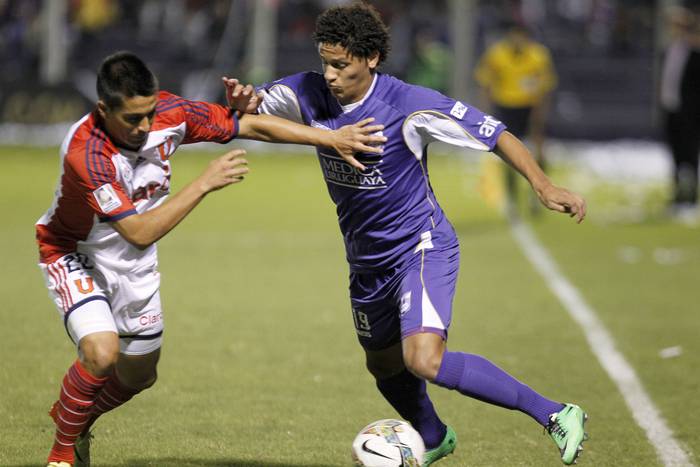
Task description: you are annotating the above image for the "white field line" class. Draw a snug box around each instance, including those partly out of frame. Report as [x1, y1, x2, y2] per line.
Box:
[510, 219, 694, 467]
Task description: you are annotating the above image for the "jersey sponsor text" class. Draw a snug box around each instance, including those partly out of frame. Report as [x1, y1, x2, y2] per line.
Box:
[320, 153, 387, 189]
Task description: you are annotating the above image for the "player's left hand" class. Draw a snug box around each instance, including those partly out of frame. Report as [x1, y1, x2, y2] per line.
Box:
[331, 118, 387, 170]
[537, 184, 587, 223]
[222, 77, 263, 115]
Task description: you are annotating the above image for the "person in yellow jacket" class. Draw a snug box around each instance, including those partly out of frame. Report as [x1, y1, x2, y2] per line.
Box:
[475, 22, 557, 216]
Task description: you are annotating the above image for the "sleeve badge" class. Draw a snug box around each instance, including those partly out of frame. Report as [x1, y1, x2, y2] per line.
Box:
[92, 183, 123, 213]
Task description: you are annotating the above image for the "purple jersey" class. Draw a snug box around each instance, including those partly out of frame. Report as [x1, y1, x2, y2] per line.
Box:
[258, 72, 505, 272]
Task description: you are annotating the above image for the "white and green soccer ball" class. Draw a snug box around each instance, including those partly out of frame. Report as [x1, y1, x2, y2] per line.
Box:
[351, 419, 425, 467]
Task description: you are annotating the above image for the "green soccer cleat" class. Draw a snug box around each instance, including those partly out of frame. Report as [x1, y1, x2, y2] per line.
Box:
[422, 426, 457, 466]
[547, 404, 588, 465]
[74, 430, 92, 467]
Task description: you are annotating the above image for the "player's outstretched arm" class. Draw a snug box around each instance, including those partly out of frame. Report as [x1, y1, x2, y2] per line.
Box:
[236, 113, 386, 170]
[112, 150, 248, 249]
[494, 131, 586, 223]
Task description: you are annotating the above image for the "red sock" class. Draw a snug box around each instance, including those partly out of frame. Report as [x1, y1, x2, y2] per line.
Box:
[85, 370, 140, 431]
[47, 360, 107, 463]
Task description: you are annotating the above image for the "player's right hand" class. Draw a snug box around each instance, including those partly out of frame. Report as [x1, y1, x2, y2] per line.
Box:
[199, 149, 249, 193]
[332, 118, 387, 170]
[537, 183, 587, 223]
[222, 77, 264, 115]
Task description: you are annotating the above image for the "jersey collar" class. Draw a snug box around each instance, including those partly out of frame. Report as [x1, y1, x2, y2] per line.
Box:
[340, 73, 379, 114]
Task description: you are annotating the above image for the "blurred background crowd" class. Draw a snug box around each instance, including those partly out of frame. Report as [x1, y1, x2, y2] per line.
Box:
[0, 0, 662, 136]
[1, 0, 699, 217]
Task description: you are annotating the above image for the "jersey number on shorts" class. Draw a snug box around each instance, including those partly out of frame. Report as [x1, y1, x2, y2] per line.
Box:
[64, 253, 93, 272]
[352, 309, 372, 337]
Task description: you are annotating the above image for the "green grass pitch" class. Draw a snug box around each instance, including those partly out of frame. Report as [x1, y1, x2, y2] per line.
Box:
[0, 145, 698, 466]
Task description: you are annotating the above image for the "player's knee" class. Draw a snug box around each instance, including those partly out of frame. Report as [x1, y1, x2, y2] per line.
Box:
[403, 347, 443, 382]
[80, 335, 120, 377]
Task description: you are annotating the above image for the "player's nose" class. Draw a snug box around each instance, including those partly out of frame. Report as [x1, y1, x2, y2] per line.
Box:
[323, 68, 337, 83]
[137, 116, 152, 133]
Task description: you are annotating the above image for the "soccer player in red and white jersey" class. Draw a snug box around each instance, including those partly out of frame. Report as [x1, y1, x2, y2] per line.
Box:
[37, 51, 386, 467]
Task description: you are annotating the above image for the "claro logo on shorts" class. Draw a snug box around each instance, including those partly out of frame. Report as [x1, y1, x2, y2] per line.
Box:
[139, 312, 162, 326]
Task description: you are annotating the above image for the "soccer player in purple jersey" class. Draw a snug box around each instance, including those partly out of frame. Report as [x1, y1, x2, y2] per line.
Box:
[233, 3, 588, 465]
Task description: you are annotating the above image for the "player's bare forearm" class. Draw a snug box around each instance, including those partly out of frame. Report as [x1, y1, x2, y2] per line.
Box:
[494, 131, 586, 222]
[494, 131, 550, 192]
[236, 114, 386, 169]
[112, 183, 207, 249]
[112, 151, 248, 248]
[237, 113, 328, 145]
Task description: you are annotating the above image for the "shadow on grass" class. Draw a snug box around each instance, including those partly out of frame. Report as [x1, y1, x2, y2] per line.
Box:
[9, 461, 334, 467]
[124, 459, 335, 467]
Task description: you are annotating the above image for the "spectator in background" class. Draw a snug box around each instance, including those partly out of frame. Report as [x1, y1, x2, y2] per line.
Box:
[0, 0, 42, 77]
[407, 27, 451, 93]
[73, 0, 119, 36]
[474, 21, 556, 217]
[660, 5, 700, 224]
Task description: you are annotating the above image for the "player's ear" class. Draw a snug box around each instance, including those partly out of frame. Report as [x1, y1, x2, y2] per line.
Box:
[367, 52, 380, 71]
[96, 100, 108, 119]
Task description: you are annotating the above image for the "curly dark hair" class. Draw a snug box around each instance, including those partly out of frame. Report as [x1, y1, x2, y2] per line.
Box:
[313, 2, 390, 64]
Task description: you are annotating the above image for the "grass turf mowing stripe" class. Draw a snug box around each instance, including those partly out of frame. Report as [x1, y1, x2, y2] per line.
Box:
[510, 219, 694, 467]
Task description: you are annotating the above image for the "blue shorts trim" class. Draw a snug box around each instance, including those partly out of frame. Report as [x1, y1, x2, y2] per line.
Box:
[63, 295, 111, 343]
[119, 330, 164, 340]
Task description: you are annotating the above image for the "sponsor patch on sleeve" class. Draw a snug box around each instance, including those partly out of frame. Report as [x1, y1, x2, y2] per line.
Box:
[449, 101, 468, 119]
[92, 184, 123, 213]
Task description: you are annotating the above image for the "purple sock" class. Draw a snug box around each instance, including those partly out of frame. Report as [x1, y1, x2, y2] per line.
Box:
[434, 351, 564, 426]
[376, 369, 447, 448]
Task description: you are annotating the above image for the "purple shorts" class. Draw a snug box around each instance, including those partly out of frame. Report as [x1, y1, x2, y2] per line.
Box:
[349, 244, 459, 351]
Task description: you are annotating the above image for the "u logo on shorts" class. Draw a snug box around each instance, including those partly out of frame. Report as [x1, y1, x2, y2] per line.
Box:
[74, 277, 94, 294]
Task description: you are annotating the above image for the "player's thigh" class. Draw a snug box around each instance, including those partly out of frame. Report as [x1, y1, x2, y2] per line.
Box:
[41, 253, 118, 345]
[351, 298, 403, 354]
[349, 267, 405, 352]
[114, 291, 164, 356]
[398, 246, 459, 342]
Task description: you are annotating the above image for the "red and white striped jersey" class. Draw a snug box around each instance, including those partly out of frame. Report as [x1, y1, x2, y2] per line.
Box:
[36, 91, 238, 272]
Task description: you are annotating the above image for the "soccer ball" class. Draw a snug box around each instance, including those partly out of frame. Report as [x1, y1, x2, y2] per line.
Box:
[351, 419, 426, 467]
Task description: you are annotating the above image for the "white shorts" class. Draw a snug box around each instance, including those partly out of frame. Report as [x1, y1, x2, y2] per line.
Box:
[40, 253, 163, 355]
